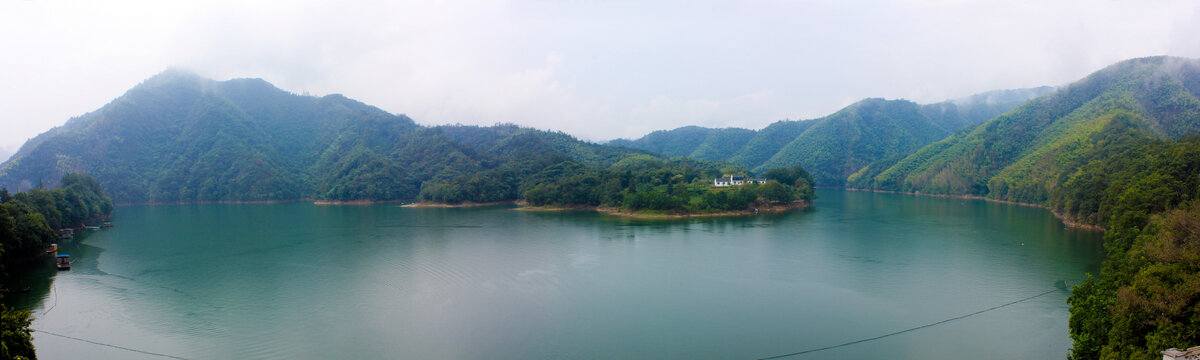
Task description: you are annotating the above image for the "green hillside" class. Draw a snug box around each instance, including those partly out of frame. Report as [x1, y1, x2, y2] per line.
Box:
[726, 120, 815, 168]
[608, 126, 757, 161]
[0, 70, 644, 204]
[610, 87, 1051, 186]
[756, 98, 952, 185]
[865, 56, 1200, 204]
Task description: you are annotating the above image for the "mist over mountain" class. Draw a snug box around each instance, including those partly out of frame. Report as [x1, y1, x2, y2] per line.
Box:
[0, 70, 645, 204]
[4, 56, 1196, 209]
[610, 86, 1054, 186]
[858, 56, 1200, 204]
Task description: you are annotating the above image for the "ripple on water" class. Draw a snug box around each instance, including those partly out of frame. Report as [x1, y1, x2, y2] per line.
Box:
[24, 192, 1104, 360]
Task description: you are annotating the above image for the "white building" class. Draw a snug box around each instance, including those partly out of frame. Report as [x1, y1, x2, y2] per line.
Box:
[713, 174, 768, 187]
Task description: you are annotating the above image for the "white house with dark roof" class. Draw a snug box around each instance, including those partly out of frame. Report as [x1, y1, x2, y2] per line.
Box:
[713, 174, 768, 187]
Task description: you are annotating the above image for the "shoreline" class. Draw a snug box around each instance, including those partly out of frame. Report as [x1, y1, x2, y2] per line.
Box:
[117, 198, 415, 206]
[518, 201, 811, 219]
[315, 199, 410, 206]
[842, 187, 1106, 232]
[401, 200, 519, 208]
[116, 198, 317, 206]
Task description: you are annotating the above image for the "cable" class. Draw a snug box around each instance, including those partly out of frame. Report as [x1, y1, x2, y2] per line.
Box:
[29, 287, 1059, 360]
[34, 329, 189, 360]
[41, 284, 57, 316]
[756, 288, 1060, 360]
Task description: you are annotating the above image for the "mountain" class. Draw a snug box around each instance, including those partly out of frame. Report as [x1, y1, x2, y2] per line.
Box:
[607, 126, 759, 161]
[610, 86, 1053, 186]
[860, 56, 1200, 204]
[725, 120, 815, 168]
[0, 70, 642, 204]
[437, 123, 650, 167]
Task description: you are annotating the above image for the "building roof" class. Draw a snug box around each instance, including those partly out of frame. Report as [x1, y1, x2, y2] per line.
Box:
[1164, 346, 1200, 355]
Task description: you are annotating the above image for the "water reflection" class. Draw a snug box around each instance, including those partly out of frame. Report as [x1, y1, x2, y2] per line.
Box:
[14, 190, 1103, 360]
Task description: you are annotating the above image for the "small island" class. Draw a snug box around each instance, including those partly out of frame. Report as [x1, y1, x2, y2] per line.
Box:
[412, 155, 815, 218]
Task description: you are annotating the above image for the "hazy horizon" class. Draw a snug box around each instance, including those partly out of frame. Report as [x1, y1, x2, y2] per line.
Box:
[2, 0, 1198, 151]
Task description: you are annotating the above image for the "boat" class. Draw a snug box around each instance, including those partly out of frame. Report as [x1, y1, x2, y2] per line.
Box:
[84, 225, 100, 230]
[56, 254, 71, 270]
[0, 286, 30, 294]
[45, 243, 57, 256]
[101, 222, 114, 229]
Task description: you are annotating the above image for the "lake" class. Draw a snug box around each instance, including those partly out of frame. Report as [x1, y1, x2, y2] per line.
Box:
[8, 189, 1104, 359]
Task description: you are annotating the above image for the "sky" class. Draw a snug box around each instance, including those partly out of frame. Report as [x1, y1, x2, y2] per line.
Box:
[2, 0, 1199, 158]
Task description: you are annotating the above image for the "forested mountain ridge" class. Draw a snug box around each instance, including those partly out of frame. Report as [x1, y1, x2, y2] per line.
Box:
[607, 126, 760, 162]
[608, 86, 1053, 186]
[0, 70, 642, 204]
[860, 56, 1200, 205]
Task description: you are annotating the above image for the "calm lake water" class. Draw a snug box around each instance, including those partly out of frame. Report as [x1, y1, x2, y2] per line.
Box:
[8, 189, 1103, 359]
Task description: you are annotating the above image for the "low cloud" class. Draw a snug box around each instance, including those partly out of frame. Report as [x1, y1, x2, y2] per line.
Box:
[1, 0, 1198, 149]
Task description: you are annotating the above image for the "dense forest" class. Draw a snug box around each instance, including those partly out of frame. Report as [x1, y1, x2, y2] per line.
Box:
[857, 56, 1200, 204]
[0, 71, 648, 204]
[607, 56, 1200, 357]
[0, 69, 1051, 204]
[610, 87, 1053, 186]
[523, 160, 813, 214]
[1, 174, 112, 271]
[1055, 133, 1200, 359]
[0, 173, 113, 360]
[7, 58, 1200, 357]
[417, 128, 815, 214]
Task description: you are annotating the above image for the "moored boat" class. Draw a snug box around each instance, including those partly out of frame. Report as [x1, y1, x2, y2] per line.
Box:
[56, 254, 71, 270]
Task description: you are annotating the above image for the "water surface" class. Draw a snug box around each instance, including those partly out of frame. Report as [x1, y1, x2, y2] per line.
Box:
[11, 189, 1103, 359]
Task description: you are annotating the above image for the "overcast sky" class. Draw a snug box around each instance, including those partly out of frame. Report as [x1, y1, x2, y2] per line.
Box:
[2, 0, 1199, 157]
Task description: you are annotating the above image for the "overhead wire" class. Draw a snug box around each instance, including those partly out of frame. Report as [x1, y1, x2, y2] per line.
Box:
[756, 288, 1061, 360]
[34, 329, 190, 360]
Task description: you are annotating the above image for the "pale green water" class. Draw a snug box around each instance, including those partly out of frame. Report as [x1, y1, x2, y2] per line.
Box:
[9, 189, 1103, 359]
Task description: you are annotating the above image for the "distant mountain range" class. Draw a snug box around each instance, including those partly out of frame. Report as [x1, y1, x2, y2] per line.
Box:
[0, 70, 645, 204]
[6, 56, 1198, 360]
[855, 56, 1200, 204]
[608, 87, 1054, 186]
[3, 56, 1198, 208]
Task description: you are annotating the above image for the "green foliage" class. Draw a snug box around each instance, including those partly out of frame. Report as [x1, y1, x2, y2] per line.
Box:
[613, 88, 1047, 186]
[761, 165, 815, 200]
[417, 130, 595, 204]
[762, 165, 814, 188]
[515, 159, 814, 214]
[868, 56, 1200, 200]
[10, 174, 113, 230]
[0, 201, 55, 274]
[0, 173, 111, 275]
[1061, 135, 1200, 358]
[727, 120, 815, 169]
[0, 303, 35, 360]
[0, 71, 651, 204]
[756, 98, 977, 186]
[608, 126, 721, 158]
[0, 174, 111, 360]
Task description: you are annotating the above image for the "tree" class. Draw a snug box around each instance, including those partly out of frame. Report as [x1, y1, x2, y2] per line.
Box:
[0, 303, 35, 360]
[757, 181, 796, 203]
